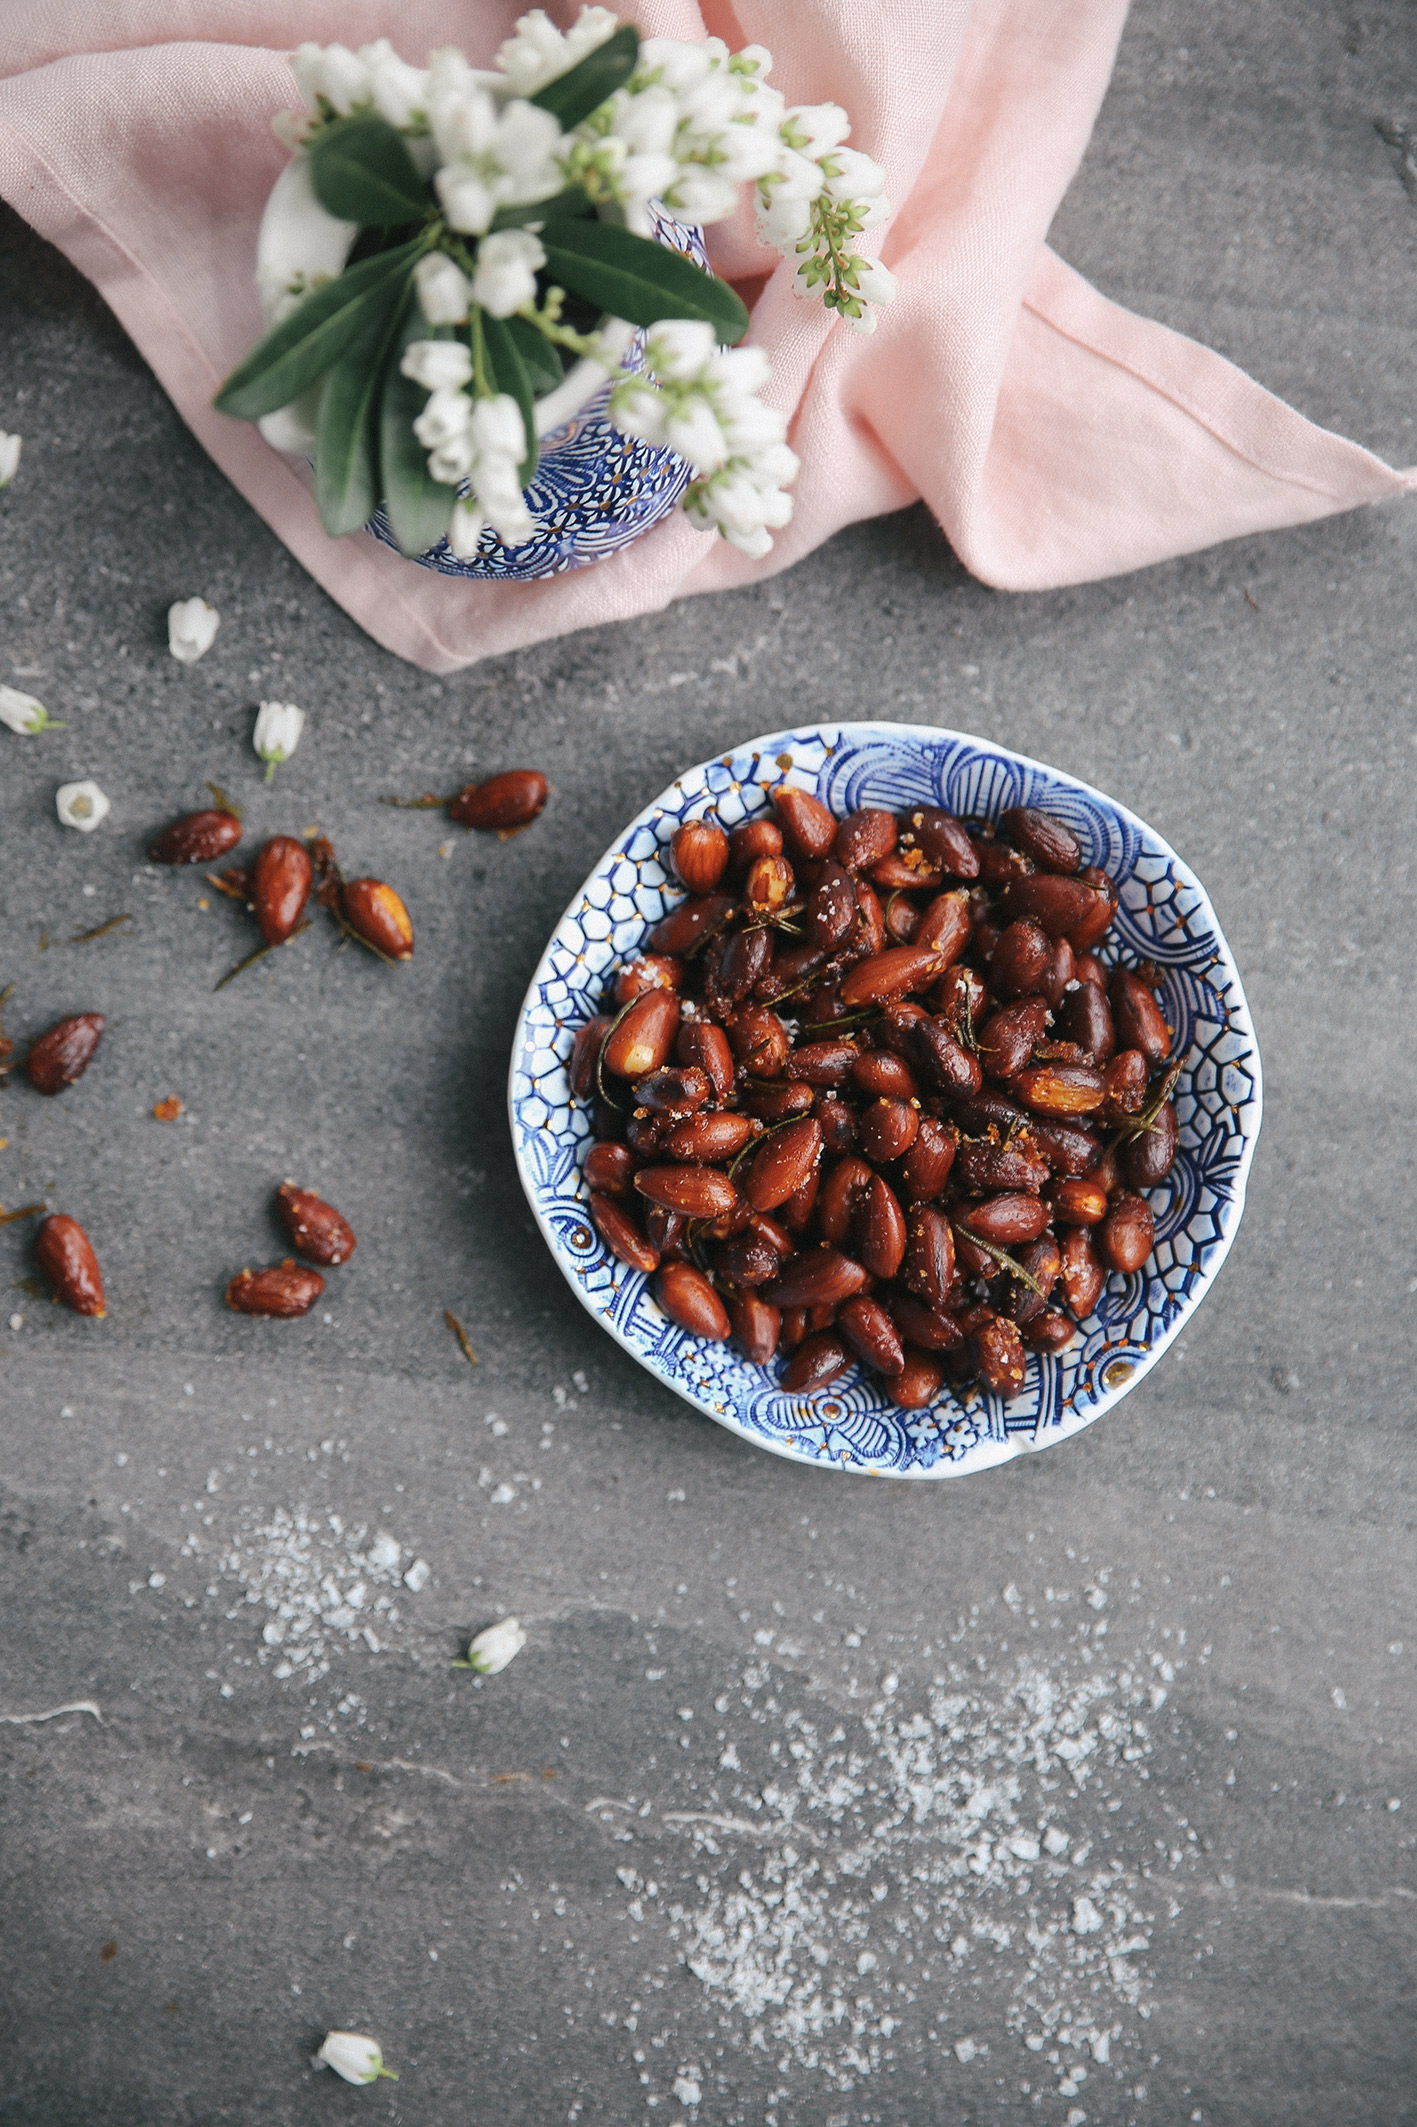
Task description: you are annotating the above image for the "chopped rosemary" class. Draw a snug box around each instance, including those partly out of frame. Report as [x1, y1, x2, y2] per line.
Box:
[67, 912, 132, 945]
[444, 1309, 479, 1365]
[213, 920, 310, 991]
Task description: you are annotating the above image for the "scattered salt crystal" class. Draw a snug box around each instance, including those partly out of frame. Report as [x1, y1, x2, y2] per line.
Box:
[368, 1534, 401, 1571]
[148, 1572, 166, 1588]
[856, 1951, 876, 1974]
[1092, 2032, 1111, 2062]
[490, 1482, 515, 1505]
[954, 2038, 977, 2063]
[1331, 1687, 1347, 1709]
[1072, 1897, 1104, 1936]
[7, 1314, 22, 1331]
[1044, 1826, 1071, 1856]
[1009, 1835, 1041, 1861]
[403, 1559, 430, 1593]
[672, 2074, 701, 2106]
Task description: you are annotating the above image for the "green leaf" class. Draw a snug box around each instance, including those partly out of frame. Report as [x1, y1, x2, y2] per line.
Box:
[490, 185, 594, 232]
[307, 114, 432, 226]
[378, 323, 456, 558]
[540, 221, 748, 342]
[214, 241, 423, 420]
[314, 281, 412, 538]
[480, 314, 538, 484]
[529, 24, 640, 129]
[503, 315, 565, 396]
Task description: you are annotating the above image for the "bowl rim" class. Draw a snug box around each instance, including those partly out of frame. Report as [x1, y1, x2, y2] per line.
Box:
[507, 719, 1263, 1478]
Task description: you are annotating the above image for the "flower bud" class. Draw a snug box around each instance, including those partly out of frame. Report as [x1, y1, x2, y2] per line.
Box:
[414, 251, 473, 327]
[0, 430, 21, 487]
[253, 699, 305, 782]
[0, 684, 62, 735]
[455, 1616, 526, 1674]
[314, 2032, 398, 2085]
[167, 597, 220, 665]
[56, 779, 110, 832]
[470, 228, 545, 319]
[400, 339, 475, 393]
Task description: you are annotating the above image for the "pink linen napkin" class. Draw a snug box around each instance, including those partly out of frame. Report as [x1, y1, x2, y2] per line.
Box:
[1, 1, 1411, 675]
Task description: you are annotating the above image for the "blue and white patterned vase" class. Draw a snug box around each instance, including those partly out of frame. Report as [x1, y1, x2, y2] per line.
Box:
[367, 207, 703, 582]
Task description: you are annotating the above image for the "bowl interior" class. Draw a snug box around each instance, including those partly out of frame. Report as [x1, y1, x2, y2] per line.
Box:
[509, 723, 1261, 1477]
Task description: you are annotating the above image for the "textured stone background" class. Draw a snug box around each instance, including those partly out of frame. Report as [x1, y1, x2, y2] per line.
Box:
[2, 2, 1415, 2122]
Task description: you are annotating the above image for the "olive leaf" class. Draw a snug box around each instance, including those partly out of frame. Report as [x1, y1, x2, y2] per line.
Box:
[480, 313, 538, 483]
[541, 221, 748, 341]
[529, 23, 640, 129]
[378, 321, 456, 558]
[490, 184, 595, 232]
[307, 113, 432, 226]
[504, 314, 566, 396]
[214, 240, 423, 420]
[315, 281, 412, 537]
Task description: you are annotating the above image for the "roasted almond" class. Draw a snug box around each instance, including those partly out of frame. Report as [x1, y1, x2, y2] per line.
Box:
[603, 990, 681, 1078]
[999, 806, 1081, 874]
[25, 1013, 104, 1095]
[837, 1294, 905, 1376]
[762, 1247, 869, 1310]
[149, 808, 242, 865]
[342, 878, 414, 961]
[251, 835, 312, 948]
[671, 818, 729, 894]
[781, 1329, 852, 1393]
[590, 1193, 660, 1274]
[275, 1183, 356, 1265]
[771, 785, 837, 860]
[35, 1212, 105, 1316]
[743, 1116, 822, 1213]
[448, 768, 548, 831]
[634, 1165, 740, 1219]
[839, 945, 945, 1008]
[656, 1261, 730, 1340]
[225, 1260, 323, 1318]
[854, 1173, 907, 1279]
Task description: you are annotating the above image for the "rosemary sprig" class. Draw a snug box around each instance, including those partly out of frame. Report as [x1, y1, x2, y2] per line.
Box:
[205, 871, 250, 902]
[952, 1224, 1048, 1300]
[67, 913, 132, 946]
[213, 920, 311, 991]
[444, 1309, 479, 1365]
[1109, 1057, 1183, 1146]
[0, 1202, 45, 1227]
[380, 792, 451, 810]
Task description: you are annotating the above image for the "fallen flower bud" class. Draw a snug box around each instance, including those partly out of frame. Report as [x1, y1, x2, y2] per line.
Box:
[314, 2032, 398, 2085]
[453, 1616, 527, 1675]
[167, 597, 220, 664]
[56, 779, 110, 832]
[253, 699, 304, 782]
[0, 430, 20, 487]
[0, 683, 62, 735]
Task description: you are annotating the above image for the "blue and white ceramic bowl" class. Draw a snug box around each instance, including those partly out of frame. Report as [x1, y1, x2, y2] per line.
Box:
[509, 723, 1262, 1478]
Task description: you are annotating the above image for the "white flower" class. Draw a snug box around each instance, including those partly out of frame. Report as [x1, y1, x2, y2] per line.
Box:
[167, 598, 220, 665]
[0, 684, 61, 735]
[470, 394, 527, 463]
[428, 63, 564, 235]
[356, 39, 429, 130]
[257, 394, 320, 456]
[0, 431, 20, 487]
[643, 319, 718, 383]
[782, 102, 851, 157]
[412, 388, 474, 451]
[255, 158, 356, 326]
[314, 2033, 398, 2085]
[56, 780, 110, 832]
[414, 252, 472, 327]
[496, 6, 619, 96]
[253, 700, 304, 783]
[291, 42, 372, 118]
[459, 1616, 527, 1674]
[470, 228, 545, 318]
[400, 339, 474, 392]
[448, 499, 485, 560]
[822, 145, 888, 205]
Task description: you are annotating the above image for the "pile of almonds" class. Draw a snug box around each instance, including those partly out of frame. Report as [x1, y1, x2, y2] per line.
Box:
[570, 788, 1179, 1407]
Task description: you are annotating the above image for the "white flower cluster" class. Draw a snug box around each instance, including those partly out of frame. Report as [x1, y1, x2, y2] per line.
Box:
[402, 340, 533, 555]
[494, 7, 619, 95]
[610, 321, 797, 558]
[426, 49, 564, 235]
[289, 37, 430, 134]
[756, 103, 897, 332]
[570, 37, 784, 237]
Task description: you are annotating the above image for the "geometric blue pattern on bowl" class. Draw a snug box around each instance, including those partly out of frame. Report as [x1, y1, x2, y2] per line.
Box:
[508, 723, 1262, 1479]
[366, 207, 701, 582]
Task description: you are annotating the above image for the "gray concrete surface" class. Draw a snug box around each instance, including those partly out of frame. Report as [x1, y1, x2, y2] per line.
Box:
[2, 2, 1415, 2121]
